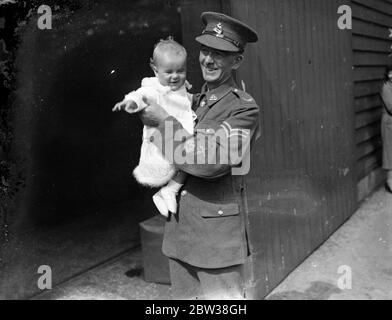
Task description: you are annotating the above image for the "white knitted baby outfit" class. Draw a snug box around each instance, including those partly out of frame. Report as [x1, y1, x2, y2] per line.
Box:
[124, 77, 195, 187]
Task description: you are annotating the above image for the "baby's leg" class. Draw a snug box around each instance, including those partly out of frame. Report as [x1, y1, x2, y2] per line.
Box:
[153, 171, 187, 215]
[152, 192, 169, 217]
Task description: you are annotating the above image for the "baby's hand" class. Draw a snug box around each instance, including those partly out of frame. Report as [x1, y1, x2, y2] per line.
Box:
[112, 100, 139, 113]
[112, 101, 126, 112]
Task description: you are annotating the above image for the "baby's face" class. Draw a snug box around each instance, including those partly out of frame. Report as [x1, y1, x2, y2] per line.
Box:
[153, 52, 187, 91]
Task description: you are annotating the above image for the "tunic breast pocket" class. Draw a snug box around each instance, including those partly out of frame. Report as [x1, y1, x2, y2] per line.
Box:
[200, 115, 230, 127]
[195, 119, 221, 132]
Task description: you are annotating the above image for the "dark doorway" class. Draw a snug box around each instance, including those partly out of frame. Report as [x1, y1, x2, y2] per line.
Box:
[2, 0, 182, 299]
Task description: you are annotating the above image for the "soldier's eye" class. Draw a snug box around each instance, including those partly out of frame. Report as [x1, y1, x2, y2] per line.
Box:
[201, 47, 210, 55]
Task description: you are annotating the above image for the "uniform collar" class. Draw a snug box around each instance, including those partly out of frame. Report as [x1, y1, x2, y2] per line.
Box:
[201, 77, 237, 107]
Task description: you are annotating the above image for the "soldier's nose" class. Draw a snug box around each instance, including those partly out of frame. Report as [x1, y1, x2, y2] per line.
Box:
[204, 54, 214, 64]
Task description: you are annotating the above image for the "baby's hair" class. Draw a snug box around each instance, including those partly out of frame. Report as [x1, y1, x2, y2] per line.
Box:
[150, 36, 187, 66]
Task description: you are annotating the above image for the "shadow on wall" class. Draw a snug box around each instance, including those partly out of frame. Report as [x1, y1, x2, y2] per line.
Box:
[13, 0, 182, 227]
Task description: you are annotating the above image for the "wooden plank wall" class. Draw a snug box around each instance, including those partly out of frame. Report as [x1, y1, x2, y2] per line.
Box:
[352, 0, 392, 201]
[220, 0, 357, 298]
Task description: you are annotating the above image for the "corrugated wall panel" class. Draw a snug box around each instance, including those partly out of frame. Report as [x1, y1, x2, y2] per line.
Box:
[352, 0, 392, 201]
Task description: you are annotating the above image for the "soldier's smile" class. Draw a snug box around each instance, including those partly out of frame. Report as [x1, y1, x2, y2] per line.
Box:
[202, 65, 218, 74]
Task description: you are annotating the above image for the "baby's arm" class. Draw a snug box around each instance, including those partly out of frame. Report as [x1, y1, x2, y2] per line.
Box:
[112, 99, 139, 113]
[112, 87, 157, 114]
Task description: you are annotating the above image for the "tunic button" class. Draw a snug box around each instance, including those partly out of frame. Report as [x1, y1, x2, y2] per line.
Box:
[181, 190, 187, 196]
[218, 210, 224, 216]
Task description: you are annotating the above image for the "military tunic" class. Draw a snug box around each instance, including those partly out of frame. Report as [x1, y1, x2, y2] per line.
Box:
[152, 77, 260, 269]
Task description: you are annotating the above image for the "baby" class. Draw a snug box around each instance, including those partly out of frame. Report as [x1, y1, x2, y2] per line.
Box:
[113, 37, 194, 217]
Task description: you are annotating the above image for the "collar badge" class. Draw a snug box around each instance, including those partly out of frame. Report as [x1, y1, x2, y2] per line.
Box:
[210, 94, 218, 101]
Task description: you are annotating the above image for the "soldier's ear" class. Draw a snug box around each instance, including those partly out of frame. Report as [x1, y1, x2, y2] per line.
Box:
[232, 54, 244, 70]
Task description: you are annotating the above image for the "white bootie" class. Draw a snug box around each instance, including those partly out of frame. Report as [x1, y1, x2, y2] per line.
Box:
[160, 187, 178, 214]
[159, 180, 183, 214]
[153, 192, 169, 217]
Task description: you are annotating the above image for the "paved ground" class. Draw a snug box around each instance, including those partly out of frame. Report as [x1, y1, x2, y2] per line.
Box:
[33, 187, 392, 300]
[267, 187, 392, 300]
[33, 249, 171, 300]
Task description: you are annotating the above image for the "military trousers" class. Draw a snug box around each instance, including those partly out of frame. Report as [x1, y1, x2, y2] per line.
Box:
[168, 258, 245, 300]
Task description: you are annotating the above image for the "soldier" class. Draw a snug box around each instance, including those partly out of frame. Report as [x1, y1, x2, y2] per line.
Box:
[140, 11, 260, 299]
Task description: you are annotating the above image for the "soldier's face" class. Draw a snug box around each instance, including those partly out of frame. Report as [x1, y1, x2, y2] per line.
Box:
[199, 45, 243, 88]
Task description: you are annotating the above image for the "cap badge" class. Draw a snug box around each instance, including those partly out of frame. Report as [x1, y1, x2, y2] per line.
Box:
[213, 22, 224, 38]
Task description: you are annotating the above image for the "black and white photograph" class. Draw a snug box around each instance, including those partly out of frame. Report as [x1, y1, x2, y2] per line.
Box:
[0, 0, 391, 302]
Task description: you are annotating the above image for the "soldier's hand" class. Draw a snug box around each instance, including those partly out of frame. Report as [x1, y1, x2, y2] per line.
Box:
[138, 97, 169, 127]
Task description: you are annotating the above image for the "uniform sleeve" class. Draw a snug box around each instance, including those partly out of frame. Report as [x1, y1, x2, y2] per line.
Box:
[381, 85, 392, 114]
[124, 87, 158, 113]
[151, 102, 260, 179]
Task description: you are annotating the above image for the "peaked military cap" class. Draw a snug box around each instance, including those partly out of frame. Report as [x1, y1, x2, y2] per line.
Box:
[195, 11, 258, 52]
